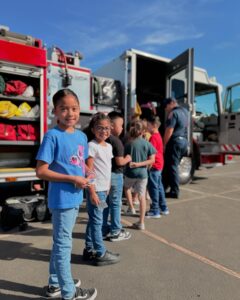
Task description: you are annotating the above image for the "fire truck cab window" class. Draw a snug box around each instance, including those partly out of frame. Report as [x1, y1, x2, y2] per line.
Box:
[225, 84, 240, 113]
[171, 79, 185, 104]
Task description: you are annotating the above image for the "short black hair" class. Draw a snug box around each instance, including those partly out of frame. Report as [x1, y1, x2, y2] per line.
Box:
[162, 97, 177, 108]
[146, 115, 161, 127]
[52, 89, 79, 108]
[108, 111, 123, 121]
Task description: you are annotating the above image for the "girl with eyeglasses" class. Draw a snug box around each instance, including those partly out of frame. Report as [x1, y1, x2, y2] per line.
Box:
[83, 112, 120, 266]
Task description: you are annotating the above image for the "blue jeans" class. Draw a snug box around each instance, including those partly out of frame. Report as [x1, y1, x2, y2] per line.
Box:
[148, 169, 167, 213]
[49, 207, 79, 299]
[85, 191, 107, 256]
[102, 173, 123, 235]
[163, 137, 188, 195]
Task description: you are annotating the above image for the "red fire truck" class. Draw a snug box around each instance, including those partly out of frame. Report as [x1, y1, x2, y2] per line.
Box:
[0, 29, 95, 224]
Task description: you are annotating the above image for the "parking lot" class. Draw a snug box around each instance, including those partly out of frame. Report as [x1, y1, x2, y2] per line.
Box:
[0, 157, 240, 300]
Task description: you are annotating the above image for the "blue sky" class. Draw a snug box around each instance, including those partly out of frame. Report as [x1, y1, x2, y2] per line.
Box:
[1, 0, 240, 88]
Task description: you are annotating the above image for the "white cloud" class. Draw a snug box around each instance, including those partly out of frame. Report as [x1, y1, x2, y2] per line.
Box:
[142, 29, 204, 45]
[214, 41, 235, 50]
[49, 0, 205, 57]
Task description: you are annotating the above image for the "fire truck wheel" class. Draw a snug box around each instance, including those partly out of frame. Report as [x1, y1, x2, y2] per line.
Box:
[178, 156, 195, 185]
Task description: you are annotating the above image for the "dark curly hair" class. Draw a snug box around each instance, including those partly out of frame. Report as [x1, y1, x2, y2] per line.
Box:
[84, 112, 110, 141]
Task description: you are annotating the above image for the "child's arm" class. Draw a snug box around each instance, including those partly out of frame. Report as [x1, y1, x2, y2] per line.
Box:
[129, 154, 155, 168]
[115, 154, 132, 166]
[36, 160, 89, 189]
[86, 157, 100, 206]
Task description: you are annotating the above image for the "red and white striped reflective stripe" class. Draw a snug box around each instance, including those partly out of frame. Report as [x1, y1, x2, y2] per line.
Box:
[221, 144, 240, 152]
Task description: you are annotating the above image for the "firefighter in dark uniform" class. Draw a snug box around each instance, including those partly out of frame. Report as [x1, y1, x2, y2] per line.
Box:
[162, 98, 189, 198]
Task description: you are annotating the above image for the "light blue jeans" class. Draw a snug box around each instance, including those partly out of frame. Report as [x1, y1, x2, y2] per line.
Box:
[85, 191, 107, 256]
[49, 207, 79, 299]
[102, 173, 123, 235]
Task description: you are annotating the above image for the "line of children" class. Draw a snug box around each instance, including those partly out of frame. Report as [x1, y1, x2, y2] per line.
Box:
[36, 88, 169, 299]
[124, 120, 156, 230]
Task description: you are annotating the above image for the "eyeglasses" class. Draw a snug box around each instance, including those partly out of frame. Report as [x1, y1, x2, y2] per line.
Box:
[95, 126, 111, 132]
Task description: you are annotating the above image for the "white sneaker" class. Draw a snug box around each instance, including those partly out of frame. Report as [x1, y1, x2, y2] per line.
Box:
[125, 207, 136, 215]
[110, 229, 132, 242]
[133, 200, 140, 206]
[132, 222, 145, 230]
[161, 209, 170, 216]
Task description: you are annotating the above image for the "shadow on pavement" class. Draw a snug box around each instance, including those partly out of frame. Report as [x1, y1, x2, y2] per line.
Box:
[0, 279, 45, 299]
[0, 240, 50, 262]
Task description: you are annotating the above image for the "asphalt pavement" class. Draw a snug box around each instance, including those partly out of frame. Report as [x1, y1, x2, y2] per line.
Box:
[0, 157, 240, 300]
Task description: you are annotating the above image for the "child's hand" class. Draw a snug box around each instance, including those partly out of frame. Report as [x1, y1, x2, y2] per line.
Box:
[91, 192, 100, 206]
[86, 170, 96, 185]
[126, 154, 132, 163]
[129, 162, 138, 168]
[74, 176, 89, 189]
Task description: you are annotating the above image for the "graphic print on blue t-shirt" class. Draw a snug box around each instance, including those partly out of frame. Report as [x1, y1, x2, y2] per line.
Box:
[69, 145, 86, 176]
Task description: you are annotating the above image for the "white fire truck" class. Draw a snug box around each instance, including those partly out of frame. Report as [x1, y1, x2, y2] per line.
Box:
[94, 48, 240, 183]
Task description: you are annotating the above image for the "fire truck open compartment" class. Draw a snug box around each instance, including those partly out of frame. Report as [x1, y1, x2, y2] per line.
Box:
[136, 55, 167, 105]
[0, 63, 42, 170]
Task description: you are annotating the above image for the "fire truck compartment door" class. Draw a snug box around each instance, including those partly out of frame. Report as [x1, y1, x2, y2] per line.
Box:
[166, 48, 194, 148]
[47, 63, 91, 128]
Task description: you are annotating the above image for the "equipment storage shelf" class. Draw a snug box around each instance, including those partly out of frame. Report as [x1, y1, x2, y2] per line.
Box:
[8, 116, 39, 122]
[0, 94, 38, 102]
[0, 61, 42, 170]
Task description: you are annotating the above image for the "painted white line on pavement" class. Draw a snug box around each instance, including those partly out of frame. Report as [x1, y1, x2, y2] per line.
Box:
[180, 186, 240, 203]
[122, 218, 240, 280]
[167, 195, 206, 205]
[200, 171, 240, 178]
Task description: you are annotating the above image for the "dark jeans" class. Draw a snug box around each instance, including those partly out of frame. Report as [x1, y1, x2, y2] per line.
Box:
[148, 169, 167, 213]
[163, 137, 188, 196]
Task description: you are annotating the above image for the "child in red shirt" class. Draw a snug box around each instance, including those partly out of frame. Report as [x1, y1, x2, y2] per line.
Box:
[146, 116, 169, 218]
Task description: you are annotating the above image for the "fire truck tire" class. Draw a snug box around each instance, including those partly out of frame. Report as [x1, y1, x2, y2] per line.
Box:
[178, 156, 195, 185]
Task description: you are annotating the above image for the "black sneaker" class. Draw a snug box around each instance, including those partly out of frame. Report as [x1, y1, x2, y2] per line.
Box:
[62, 287, 97, 300]
[165, 192, 179, 199]
[46, 279, 81, 298]
[82, 248, 96, 261]
[102, 232, 111, 241]
[94, 250, 120, 266]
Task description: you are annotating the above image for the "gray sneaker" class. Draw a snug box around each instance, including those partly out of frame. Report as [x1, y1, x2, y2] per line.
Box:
[109, 229, 131, 242]
[62, 287, 97, 300]
[94, 250, 120, 266]
[125, 207, 137, 215]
